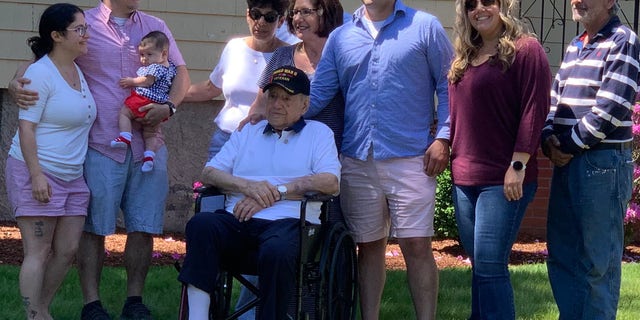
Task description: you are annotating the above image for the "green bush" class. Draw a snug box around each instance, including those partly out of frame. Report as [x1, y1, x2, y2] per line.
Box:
[434, 167, 458, 239]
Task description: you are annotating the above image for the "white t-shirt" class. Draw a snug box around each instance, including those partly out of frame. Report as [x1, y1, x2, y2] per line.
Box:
[209, 38, 275, 133]
[9, 55, 97, 181]
[206, 119, 341, 224]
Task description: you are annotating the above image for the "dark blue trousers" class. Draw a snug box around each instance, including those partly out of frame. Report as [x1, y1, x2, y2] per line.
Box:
[178, 210, 300, 320]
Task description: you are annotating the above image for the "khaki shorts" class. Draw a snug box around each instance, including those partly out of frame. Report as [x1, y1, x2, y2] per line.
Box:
[339, 154, 436, 243]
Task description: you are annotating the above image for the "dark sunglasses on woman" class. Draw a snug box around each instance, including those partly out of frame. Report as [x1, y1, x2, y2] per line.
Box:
[249, 8, 279, 23]
[465, 0, 497, 11]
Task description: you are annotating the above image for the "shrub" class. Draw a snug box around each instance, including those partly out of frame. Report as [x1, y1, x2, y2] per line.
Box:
[434, 167, 458, 239]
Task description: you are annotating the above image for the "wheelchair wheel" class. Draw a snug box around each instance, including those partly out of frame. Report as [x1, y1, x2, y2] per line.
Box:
[318, 222, 358, 320]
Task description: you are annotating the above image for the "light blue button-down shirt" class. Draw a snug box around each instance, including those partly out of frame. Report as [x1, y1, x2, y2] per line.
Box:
[308, 0, 453, 161]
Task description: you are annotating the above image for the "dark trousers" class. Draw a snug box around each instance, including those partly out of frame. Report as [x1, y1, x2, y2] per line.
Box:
[178, 210, 300, 320]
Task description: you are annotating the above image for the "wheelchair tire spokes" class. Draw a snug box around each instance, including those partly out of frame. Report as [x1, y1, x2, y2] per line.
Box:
[318, 222, 358, 320]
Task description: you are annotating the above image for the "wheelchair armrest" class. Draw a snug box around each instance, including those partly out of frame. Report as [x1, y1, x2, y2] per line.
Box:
[194, 186, 225, 213]
[194, 185, 223, 196]
[303, 191, 334, 202]
[197, 186, 332, 201]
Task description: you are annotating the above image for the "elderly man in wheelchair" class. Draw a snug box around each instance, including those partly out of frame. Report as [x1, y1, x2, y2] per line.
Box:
[178, 66, 341, 320]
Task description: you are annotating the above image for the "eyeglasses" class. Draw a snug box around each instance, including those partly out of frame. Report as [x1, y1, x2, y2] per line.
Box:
[249, 8, 280, 23]
[289, 8, 323, 18]
[66, 24, 90, 37]
[464, 0, 497, 11]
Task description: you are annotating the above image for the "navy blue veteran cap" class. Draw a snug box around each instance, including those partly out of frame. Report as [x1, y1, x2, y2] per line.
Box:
[263, 66, 310, 95]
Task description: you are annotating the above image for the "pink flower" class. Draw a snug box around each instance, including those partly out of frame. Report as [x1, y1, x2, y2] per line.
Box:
[627, 203, 640, 223]
[385, 250, 400, 257]
[193, 181, 204, 199]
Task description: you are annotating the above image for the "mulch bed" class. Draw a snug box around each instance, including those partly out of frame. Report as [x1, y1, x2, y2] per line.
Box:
[1, 221, 639, 270]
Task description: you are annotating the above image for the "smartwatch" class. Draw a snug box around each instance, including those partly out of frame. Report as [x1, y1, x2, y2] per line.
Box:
[166, 100, 176, 116]
[510, 160, 526, 171]
[277, 185, 288, 200]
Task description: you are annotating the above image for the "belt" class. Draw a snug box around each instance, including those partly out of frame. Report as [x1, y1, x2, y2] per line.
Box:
[589, 141, 633, 151]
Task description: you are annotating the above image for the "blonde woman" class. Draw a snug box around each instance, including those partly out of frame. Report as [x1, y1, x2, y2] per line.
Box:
[448, 0, 550, 318]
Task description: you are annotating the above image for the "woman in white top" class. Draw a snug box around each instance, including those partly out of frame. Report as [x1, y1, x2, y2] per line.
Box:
[4, 4, 96, 319]
[184, 0, 290, 159]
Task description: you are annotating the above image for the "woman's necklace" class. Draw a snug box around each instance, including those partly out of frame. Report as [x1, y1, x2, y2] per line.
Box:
[472, 43, 498, 66]
[62, 68, 79, 88]
[296, 42, 321, 70]
[52, 58, 80, 89]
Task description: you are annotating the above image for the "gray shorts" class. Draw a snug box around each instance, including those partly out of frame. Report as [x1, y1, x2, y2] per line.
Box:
[83, 146, 169, 235]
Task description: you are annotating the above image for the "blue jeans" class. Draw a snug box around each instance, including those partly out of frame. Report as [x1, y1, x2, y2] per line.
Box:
[179, 212, 300, 319]
[453, 183, 537, 319]
[547, 148, 632, 320]
[208, 128, 232, 160]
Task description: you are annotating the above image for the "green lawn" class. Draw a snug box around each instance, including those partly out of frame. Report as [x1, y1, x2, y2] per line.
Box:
[1, 263, 639, 319]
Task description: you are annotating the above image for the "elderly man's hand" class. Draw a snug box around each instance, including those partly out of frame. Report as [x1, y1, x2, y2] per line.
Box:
[542, 135, 573, 167]
[423, 139, 450, 177]
[233, 197, 263, 221]
[242, 180, 279, 208]
[135, 103, 170, 126]
[9, 77, 38, 109]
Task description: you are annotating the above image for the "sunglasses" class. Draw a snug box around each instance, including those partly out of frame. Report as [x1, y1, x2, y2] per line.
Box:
[464, 0, 497, 11]
[66, 24, 90, 37]
[249, 8, 280, 23]
[289, 8, 323, 18]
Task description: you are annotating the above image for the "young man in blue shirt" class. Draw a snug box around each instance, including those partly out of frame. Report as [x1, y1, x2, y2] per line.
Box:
[309, 0, 453, 318]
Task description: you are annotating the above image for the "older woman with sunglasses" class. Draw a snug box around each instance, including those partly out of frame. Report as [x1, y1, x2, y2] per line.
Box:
[447, 0, 550, 318]
[5, 4, 95, 319]
[183, 0, 289, 160]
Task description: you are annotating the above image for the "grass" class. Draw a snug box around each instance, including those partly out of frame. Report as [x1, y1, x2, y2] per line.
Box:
[1, 263, 639, 319]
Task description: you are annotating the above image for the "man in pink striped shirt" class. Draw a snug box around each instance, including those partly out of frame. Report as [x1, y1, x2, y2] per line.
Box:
[10, 1, 189, 319]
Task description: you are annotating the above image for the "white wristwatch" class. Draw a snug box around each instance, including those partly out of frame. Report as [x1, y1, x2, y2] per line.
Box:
[277, 185, 288, 200]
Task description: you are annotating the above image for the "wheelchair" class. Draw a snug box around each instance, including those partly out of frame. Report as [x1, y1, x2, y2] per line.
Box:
[177, 186, 358, 320]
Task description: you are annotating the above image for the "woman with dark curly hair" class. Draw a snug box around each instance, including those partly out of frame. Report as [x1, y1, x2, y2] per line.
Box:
[5, 3, 94, 319]
[250, 0, 345, 151]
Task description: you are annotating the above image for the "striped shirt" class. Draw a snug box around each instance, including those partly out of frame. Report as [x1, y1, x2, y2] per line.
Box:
[542, 16, 640, 154]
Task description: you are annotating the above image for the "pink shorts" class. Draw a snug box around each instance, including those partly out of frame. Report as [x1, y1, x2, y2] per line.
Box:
[5, 157, 89, 217]
[339, 153, 436, 243]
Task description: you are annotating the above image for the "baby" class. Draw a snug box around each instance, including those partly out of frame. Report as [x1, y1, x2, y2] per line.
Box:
[111, 31, 177, 172]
